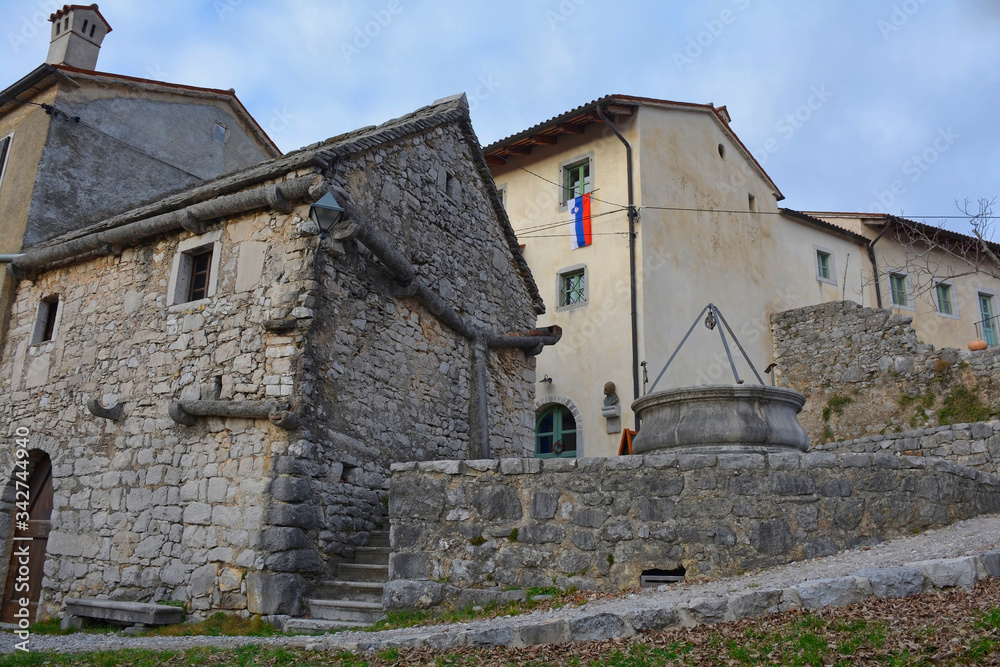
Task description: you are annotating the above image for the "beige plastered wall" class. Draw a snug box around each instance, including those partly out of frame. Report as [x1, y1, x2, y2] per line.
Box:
[0, 88, 55, 353]
[812, 214, 1000, 350]
[492, 117, 637, 457]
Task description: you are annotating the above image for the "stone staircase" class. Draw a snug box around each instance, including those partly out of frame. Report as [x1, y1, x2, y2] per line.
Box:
[283, 531, 390, 632]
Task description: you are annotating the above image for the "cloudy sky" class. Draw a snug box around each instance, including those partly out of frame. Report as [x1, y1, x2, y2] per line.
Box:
[2, 0, 998, 233]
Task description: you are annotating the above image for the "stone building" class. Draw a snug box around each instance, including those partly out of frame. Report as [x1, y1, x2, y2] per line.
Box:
[0, 93, 552, 620]
[487, 95, 1000, 457]
[0, 4, 280, 348]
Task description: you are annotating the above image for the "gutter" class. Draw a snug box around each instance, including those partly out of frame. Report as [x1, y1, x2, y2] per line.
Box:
[10, 174, 326, 276]
[867, 220, 892, 309]
[596, 105, 641, 405]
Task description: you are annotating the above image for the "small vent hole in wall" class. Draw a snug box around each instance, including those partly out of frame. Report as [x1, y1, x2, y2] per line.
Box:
[748, 193, 758, 212]
[718, 143, 725, 159]
[640, 566, 686, 587]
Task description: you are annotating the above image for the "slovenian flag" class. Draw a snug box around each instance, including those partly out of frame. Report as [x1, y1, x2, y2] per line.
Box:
[569, 193, 592, 249]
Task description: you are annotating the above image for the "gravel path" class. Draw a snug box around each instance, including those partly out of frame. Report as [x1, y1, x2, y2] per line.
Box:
[5, 512, 1000, 655]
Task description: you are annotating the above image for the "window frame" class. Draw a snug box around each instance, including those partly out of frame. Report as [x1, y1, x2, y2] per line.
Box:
[30, 295, 60, 345]
[558, 153, 594, 210]
[535, 404, 578, 459]
[933, 280, 959, 319]
[976, 288, 999, 347]
[168, 230, 223, 309]
[888, 271, 912, 310]
[0, 133, 13, 195]
[556, 264, 587, 311]
[813, 246, 837, 285]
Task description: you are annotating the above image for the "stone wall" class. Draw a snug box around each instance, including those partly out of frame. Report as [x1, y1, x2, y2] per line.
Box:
[771, 301, 1000, 443]
[386, 450, 1000, 605]
[0, 176, 315, 618]
[813, 420, 1000, 475]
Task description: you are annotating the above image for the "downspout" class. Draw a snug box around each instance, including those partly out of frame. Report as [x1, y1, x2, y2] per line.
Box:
[596, 105, 641, 406]
[866, 220, 892, 309]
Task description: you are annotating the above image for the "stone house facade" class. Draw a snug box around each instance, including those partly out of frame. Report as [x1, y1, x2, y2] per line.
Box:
[0, 93, 551, 620]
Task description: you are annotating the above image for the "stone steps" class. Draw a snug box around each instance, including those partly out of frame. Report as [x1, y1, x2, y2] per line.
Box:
[336, 563, 389, 583]
[288, 532, 391, 631]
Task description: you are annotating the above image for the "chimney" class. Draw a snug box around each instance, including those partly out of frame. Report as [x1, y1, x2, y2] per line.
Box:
[46, 4, 112, 70]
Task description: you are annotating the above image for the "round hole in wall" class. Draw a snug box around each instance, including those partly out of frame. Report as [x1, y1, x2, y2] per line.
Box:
[718, 143, 726, 159]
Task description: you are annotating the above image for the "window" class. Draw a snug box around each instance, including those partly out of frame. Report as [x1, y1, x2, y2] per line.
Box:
[535, 405, 577, 458]
[168, 230, 222, 307]
[31, 296, 59, 344]
[748, 193, 757, 212]
[813, 246, 836, 285]
[564, 159, 590, 204]
[559, 268, 585, 307]
[934, 282, 955, 316]
[212, 123, 227, 144]
[187, 248, 213, 302]
[0, 134, 12, 191]
[496, 184, 507, 209]
[889, 273, 909, 308]
[979, 292, 998, 347]
[816, 251, 831, 280]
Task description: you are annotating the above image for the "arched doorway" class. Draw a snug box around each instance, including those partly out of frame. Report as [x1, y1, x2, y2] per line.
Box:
[1, 452, 53, 623]
[535, 404, 578, 458]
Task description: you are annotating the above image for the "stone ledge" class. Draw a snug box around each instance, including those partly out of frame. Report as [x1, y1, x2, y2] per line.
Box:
[63, 599, 185, 626]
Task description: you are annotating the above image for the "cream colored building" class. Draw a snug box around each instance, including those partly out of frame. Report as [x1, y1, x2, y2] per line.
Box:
[486, 95, 1000, 458]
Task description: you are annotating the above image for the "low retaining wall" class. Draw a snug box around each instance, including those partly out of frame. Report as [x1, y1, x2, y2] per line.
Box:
[386, 452, 1000, 607]
[815, 420, 1000, 475]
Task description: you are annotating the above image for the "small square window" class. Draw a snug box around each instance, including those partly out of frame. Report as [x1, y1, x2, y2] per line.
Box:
[32, 296, 59, 344]
[212, 123, 228, 144]
[889, 273, 909, 307]
[935, 283, 954, 316]
[816, 251, 831, 280]
[559, 268, 586, 307]
[564, 160, 590, 204]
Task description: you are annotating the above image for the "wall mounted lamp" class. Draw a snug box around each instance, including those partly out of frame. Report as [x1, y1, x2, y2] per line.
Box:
[308, 192, 346, 239]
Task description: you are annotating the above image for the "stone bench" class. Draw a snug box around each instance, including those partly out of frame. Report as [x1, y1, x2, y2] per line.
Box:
[61, 599, 184, 630]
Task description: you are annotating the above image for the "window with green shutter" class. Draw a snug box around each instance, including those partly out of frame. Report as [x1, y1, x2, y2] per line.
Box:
[890, 273, 908, 307]
[935, 283, 954, 315]
[564, 160, 590, 203]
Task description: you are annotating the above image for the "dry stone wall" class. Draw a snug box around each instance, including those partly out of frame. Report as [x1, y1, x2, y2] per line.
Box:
[813, 421, 1000, 475]
[771, 301, 1000, 443]
[386, 451, 1000, 605]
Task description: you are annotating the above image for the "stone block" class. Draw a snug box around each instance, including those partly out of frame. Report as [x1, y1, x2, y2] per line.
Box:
[419, 460, 462, 474]
[850, 567, 924, 598]
[463, 625, 516, 647]
[983, 551, 1000, 577]
[259, 527, 307, 552]
[63, 599, 184, 626]
[727, 588, 784, 620]
[518, 524, 565, 544]
[794, 576, 871, 611]
[472, 486, 523, 520]
[389, 476, 445, 521]
[183, 502, 213, 525]
[623, 605, 681, 631]
[382, 580, 444, 610]
[389, 553, 429, 580]
[685, 596, 728, 624]
[270, 477, 311, 503]
[569, 613, 630, 641]
[190, 563, 218, 597]
[455, 588, 526, 609]
[246, 572, 307, 616]
[516, 619, 570, 646]
[571, 509, 607, 528]
[266, 503, 321, 529]
[751, 519, 793, 556]
[531, 492, 560, 519]
[264, 549, 323, 573]
[770, 473, 816, 496]
[906, 556, 981, 589]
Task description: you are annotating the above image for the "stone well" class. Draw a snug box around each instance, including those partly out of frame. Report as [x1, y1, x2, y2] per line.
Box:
[631, 385, 809, 454]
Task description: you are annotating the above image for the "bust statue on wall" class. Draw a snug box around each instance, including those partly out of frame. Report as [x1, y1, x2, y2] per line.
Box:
[602, 381, 621, 433]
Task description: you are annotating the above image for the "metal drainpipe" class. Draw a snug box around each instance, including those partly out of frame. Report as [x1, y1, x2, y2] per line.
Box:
[596, 105, 641, 409]
[867, 220, 892, 309]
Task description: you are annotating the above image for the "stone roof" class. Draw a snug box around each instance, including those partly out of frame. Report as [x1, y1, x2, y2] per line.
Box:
[23, 92, 545, 313]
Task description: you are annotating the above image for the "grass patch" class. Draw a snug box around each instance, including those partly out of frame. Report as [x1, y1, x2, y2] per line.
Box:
[821, 395, 853, 421]
[938, 385, 994, 425]
[143, 612, 280, 637]
[28, 617, 119, 636]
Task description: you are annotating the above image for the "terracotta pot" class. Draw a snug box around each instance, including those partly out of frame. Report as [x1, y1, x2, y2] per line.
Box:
[969, 340, 989, 351]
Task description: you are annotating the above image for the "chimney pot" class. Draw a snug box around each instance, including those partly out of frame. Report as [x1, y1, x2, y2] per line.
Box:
[46, 4, 112, 70]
